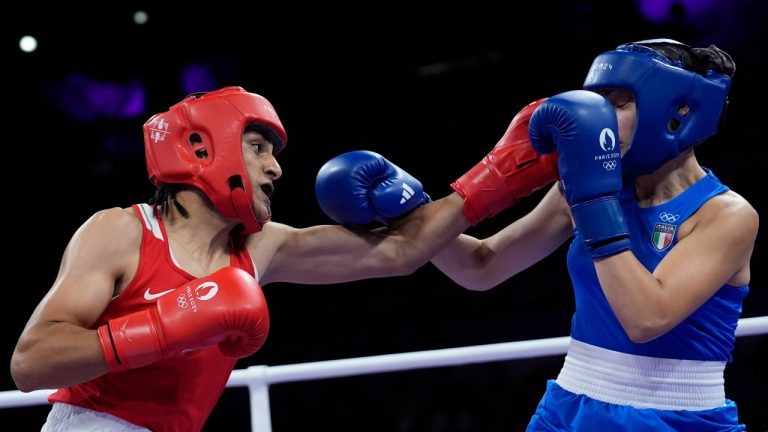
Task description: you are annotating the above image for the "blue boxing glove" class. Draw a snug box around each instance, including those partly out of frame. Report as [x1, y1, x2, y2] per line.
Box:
[315, 150, 431, 226]
[529, 90, 630, 258]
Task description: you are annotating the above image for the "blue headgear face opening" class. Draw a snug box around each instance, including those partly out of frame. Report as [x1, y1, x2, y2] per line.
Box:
[583, 39, 732, 178]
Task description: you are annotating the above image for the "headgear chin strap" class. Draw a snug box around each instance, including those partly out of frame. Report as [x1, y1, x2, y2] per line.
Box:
[143, 86, 287, 234]
[583, 38, 732, 178]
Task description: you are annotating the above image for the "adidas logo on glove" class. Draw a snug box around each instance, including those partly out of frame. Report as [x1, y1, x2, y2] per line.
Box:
[400, 183, 416, 204]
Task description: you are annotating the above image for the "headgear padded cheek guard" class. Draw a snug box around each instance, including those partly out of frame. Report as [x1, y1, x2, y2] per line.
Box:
[143, 86, 287, 234]
[583, 39, 732, 179]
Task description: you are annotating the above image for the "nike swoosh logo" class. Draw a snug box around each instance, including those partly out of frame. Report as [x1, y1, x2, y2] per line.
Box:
[144, 288, 175, 301]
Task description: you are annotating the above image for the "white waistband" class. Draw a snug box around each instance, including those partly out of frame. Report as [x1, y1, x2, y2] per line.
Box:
[42, 403, 150, 432]
[555, 339, 726, 410]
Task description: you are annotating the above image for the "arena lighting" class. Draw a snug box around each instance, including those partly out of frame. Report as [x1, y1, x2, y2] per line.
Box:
[47, 74, 145, 123]
[19, 35, 38, 53]
[181, 63, 220, 95]
[133, 10, 148, 25]
[637, 0, 718, 23]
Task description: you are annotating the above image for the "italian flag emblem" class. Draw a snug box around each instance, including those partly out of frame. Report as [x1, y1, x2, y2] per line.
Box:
[651, 223, 676, 251]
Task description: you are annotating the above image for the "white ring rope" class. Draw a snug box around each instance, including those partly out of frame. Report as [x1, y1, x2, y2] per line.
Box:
[1, 315, 766, 430]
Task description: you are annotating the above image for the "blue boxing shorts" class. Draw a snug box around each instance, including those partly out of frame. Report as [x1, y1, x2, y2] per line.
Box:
[526, 380, 745, 432]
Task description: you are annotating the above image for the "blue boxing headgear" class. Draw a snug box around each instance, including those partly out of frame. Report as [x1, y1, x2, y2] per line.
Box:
[583, 39, 734, 178]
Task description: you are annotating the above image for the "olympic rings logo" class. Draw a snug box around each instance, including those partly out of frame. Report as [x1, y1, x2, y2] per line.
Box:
[659, 212, 680, 223]
[603, 160, 617, 170]
[177, 294, 189, 308]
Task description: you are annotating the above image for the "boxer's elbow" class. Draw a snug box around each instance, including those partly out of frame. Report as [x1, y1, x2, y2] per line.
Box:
[621, 316, 670, 343]
[10, 352, 40, 392]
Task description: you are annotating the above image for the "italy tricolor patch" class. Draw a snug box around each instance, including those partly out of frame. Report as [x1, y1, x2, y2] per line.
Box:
[651, 223, 676, 251]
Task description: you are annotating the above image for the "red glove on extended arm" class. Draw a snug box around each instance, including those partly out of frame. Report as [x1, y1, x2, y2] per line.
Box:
[451, 98, 559, 224]
[98, 267, 269, 372]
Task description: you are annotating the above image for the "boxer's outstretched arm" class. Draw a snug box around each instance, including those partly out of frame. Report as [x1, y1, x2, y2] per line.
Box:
[255, 192, 470, 285]
[431, 184, 572, 291]
[255, 100, 562, 286]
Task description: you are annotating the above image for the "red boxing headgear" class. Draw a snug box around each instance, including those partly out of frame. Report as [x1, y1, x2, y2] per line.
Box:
[143, 86, 287, 234]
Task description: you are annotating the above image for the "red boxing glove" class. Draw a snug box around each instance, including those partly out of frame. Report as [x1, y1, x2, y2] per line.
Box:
[451, 99, 559, 225]
[98, 267, 269, 372]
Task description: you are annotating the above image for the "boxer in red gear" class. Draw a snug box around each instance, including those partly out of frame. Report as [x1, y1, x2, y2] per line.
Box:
[11, 87, 557, 432]
[98, 266, 269, 372]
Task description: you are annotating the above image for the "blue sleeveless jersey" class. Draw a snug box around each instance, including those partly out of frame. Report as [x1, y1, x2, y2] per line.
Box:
[567, 169, 748, 361]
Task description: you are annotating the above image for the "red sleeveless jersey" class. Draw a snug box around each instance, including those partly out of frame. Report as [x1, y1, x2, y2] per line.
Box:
[49, 204, 257, 432]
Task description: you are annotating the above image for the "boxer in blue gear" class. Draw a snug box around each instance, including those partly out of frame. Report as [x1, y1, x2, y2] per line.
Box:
[430, 39, 757, 431]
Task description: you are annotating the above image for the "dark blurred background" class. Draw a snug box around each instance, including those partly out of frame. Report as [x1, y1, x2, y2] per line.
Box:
[4, 0, 767, 430]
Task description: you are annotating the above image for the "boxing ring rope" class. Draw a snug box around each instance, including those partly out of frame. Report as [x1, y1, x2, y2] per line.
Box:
[2, 315, 767, 431]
